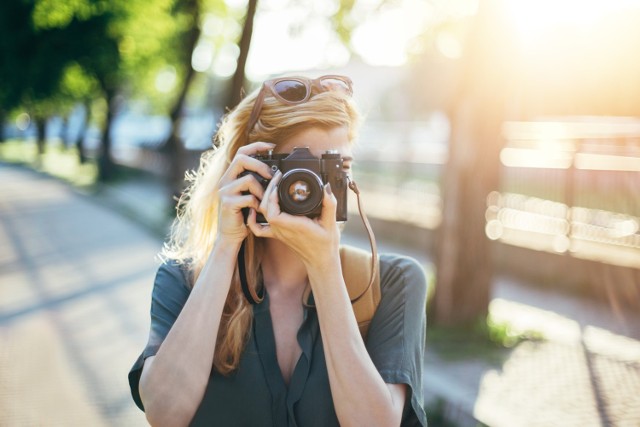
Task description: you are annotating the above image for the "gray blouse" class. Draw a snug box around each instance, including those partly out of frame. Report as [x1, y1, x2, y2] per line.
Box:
[128, 253, 428, 426]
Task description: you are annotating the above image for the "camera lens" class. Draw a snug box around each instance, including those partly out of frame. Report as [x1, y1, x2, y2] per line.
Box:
[288, 180, 312, 202]
[278, 169, 323, 216]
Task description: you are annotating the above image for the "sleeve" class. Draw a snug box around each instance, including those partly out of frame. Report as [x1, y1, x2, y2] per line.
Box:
[365, 254, 428, 427]
[128, 260, 191, 411]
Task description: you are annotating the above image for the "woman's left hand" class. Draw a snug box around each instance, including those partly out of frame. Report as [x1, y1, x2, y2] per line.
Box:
[246, 170, 340, 267]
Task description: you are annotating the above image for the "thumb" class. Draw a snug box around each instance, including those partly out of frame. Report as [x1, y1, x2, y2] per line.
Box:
[320, 183, 337, 226]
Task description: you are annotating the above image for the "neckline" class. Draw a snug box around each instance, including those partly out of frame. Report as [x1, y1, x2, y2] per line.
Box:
[253, 291, 316, 408]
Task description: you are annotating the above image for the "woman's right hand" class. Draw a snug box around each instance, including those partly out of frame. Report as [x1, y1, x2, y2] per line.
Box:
[215, 141, 276, 245]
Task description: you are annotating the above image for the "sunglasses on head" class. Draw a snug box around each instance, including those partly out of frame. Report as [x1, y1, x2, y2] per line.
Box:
[246, 75, 353, 141]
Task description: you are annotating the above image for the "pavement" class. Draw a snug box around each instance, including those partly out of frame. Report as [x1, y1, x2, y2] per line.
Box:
[1, 162, 639, 427]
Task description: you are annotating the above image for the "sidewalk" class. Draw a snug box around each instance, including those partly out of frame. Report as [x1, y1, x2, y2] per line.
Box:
[1, 163, 639, 426]
[0, 164, 154, 426]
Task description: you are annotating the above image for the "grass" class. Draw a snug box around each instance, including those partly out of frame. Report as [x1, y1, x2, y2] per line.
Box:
[0, 138, 157, 188]
[424, 398, 465, 427]
[426, 313, 545, 365]
[0, 139, 99, 189]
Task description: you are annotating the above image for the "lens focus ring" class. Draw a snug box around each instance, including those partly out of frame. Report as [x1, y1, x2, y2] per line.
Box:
[278, 169, 323, 216]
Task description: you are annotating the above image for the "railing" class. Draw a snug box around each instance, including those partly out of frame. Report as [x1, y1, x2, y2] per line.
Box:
[351, 118, 640, 270]
[490, 118, 640, 269]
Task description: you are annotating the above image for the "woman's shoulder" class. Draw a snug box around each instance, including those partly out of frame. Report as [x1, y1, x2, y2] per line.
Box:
[153, 258, 193, 292]
[378, 253, 428, 299]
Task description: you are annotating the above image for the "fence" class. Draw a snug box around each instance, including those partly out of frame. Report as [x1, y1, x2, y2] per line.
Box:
[494, 118, 640, 269]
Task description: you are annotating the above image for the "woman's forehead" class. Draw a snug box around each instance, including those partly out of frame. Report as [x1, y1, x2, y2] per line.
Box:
[276, 126, 352, 158]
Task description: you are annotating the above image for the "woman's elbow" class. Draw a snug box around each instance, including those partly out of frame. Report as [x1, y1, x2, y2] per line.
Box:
[140, 367, 194, 427]
[143, 396, 194, 427]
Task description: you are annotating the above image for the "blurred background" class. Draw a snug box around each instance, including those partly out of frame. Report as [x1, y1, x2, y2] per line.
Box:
[1, 0, 639, 426]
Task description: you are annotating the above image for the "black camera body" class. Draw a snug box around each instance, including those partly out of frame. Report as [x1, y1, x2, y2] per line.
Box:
[240, 147, 349, 224]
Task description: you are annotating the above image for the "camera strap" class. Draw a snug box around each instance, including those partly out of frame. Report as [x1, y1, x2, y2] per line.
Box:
[300, 178, 379, 305]
[238, 239, 264, 304]
[346, 178, 379, 303]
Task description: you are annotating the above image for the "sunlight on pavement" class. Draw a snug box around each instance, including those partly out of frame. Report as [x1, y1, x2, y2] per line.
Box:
[0, 317, 107, 426]
[479, 298, 640, 427]
[0, 165, 156, 426]
[490, 298, 582, 343]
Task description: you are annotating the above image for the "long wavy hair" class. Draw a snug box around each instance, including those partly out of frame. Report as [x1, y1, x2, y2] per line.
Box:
[161, 82, 361, 375]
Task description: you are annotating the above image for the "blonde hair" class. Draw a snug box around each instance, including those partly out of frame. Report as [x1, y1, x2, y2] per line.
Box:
[162, 83, 361, 374]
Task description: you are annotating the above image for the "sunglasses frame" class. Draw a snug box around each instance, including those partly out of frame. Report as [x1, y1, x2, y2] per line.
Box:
[246, 75, 353, 142]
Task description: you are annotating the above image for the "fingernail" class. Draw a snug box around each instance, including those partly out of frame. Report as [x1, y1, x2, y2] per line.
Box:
[325, 183, 332, 195]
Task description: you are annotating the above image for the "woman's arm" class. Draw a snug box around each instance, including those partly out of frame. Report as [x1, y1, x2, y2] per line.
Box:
[307, 257, 407, 427]
[139, 238, 240, 427]
[139, 141, 276, 427]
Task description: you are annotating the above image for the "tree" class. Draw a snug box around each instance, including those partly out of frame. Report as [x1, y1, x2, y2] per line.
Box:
[0, 0, 121, 169]
[58, 64, 101, 163]
[225, 0, 259, 110]
[8, 0, 189, 180]
[431, 0, 515, 326]
[0, 0, 29, 142]
[158, 0, 256, 206]
[69, 10, 121, 181]
[0, 0, 63, 150]
[162, 0, 204, 202]
[67, 0, 203, 182]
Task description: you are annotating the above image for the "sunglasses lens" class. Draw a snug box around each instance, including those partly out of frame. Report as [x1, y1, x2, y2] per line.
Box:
[320, 77, 352, 95]
[273, 80, 308, 102]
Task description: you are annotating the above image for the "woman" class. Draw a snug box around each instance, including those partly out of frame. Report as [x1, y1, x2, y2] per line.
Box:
[128, 75, 427, 426]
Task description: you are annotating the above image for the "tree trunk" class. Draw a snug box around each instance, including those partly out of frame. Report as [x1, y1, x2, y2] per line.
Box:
[431, 0, 514, 326]
[98, 90, 117, 182]
[164, 0, 201, 207]
[60, 114, 70, 149]
[75, 99, 91, 164]
[35, 117, 46, 157]
[225, 0, 258, 110]
[0, 110, 6, 143]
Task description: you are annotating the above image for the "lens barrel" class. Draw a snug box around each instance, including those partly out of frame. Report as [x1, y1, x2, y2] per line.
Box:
[278, 168, 324, 216]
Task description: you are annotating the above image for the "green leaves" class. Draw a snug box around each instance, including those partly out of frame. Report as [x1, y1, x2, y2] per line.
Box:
[32, 0, 97, 29]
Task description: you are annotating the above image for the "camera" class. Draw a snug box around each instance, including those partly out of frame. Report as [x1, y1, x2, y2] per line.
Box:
[240, 147, 349, 224]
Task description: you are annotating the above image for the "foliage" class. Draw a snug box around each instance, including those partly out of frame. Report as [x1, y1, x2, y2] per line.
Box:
[59, 63, 100, 106]
[426, 313, 544, 364]
[0, 139, 98, 188]
[0, 1, 61, 111]
[330, 0, 357, 47]
[0, 0, 113, 149]
[116, 0, 192, 111]
[424, 398, 465, 427]
[1, 0, 200, 112]
[485, 314, 545, 348]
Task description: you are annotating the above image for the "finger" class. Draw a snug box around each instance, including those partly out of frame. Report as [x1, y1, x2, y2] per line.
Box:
[320, 183, 338, 228]
[247, 209, 275, 238]
[220, 141, 277, 186]
[219, 194, 260, 215]
[237, 141, 276, 156]
[260, 170, 282, 217]
[220, 173, 267, 200]
[220, 154, 274, 187]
